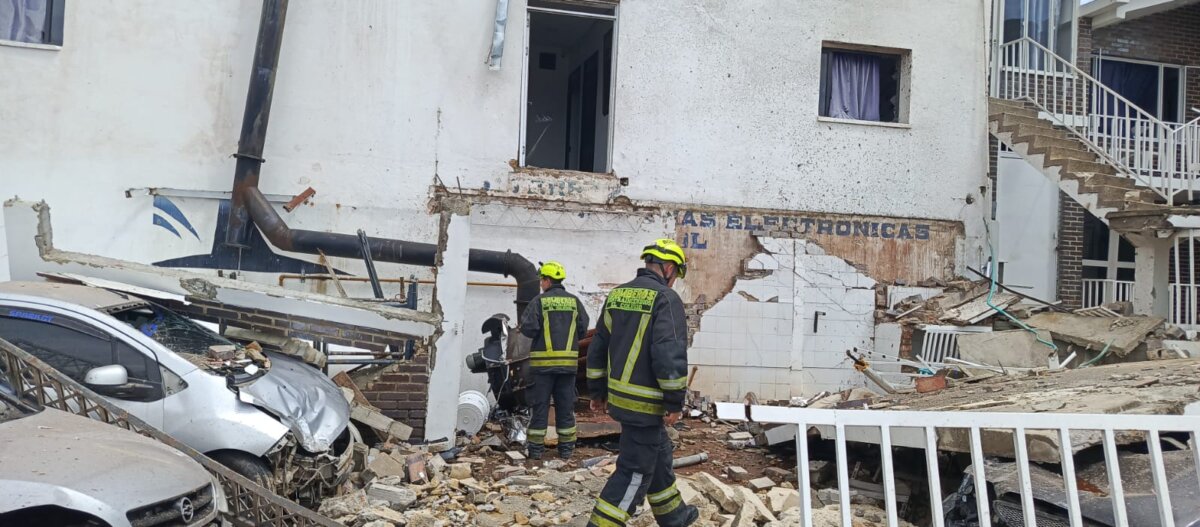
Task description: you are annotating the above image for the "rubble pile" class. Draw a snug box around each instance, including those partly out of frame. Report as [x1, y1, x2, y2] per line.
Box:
[320, 446, 913, 527]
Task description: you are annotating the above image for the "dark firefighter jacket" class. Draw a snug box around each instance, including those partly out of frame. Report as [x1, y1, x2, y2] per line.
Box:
[586, 269, 689, 427]
[520, 284, 590, 375]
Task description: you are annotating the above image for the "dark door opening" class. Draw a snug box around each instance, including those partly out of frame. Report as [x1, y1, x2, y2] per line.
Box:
[524, 11, 614, 173]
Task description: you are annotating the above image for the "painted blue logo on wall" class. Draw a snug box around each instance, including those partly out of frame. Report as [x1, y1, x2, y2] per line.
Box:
[153, 196, 201, 240]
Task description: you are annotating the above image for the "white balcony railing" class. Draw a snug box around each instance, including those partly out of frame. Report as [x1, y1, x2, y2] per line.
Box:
[1081, 278, 1134, 308]
[715, 402, 1200, 527]
[993, 37, 1200, 202]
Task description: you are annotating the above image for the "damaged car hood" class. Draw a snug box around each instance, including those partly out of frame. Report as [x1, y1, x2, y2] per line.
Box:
[238, 353, 349, 453]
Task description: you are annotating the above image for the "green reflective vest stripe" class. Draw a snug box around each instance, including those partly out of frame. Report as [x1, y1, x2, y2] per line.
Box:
[586, 368, 606, 379]
[596, 499, 631, 522]
[608, 377, 663, 400]
[533, 295, 578, 368]
[619, 313, 652, 382]
[608, 392, 665, 416]
[657, 377, 687, 390]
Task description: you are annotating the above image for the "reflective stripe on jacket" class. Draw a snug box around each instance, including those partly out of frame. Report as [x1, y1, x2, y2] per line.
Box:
[520, 284, 590, 375]
[585, 269, 689, 427]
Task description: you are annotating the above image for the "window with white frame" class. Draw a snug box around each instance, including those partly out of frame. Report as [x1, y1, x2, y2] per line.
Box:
[1002, 0, 1075, 64]
[1, 0, 64, 46]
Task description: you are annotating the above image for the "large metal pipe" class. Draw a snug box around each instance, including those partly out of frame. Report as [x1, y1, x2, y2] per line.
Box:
[225, 0, 539, 317]
[242, 187, 540, 315]
[226, 0, 288, 249]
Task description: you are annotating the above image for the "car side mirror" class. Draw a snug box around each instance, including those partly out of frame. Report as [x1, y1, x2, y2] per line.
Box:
[84, 365, 129, 387]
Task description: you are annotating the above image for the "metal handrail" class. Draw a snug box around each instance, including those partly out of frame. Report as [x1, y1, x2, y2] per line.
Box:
[993, 37, 1198, 202]
[717, 402, 1200, 527]
[0, 338, 338, 527]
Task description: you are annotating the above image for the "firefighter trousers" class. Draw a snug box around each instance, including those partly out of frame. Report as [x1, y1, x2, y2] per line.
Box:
[527, 372, 577, 458]
[588, 424, 690, 527]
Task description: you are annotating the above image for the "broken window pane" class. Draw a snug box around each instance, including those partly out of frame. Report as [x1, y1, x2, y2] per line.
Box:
[112, 304, 235, 356]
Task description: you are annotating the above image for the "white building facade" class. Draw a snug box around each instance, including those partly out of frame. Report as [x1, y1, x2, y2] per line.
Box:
[1, 0, 993, 431]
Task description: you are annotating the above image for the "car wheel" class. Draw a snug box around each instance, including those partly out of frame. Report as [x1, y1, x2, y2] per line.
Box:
[208, 450, 275, 490]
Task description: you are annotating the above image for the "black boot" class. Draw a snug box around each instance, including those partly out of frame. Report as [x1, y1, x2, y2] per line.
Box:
[680, 505, 700, 527]
[527, 443, 544, 460]
[558, 441, 576, 460]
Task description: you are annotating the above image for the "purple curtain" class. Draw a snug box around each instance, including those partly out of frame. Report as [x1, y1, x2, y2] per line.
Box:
[1, 0, 47, 44]
[828, 52, 881, 122]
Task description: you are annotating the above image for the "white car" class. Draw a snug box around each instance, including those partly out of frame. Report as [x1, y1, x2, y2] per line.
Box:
[0, 377, 224, 527]
[0, 281, 355, 500]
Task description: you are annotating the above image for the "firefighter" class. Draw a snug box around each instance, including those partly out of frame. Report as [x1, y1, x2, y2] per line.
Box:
[585, 239, 699, 527]
[520, 260, 590, 460]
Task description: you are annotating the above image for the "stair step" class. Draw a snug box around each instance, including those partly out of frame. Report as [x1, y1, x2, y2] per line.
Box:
[1003, 121, 1073, 142]
[1046, 157, 1119, 176]
[1021, 134, 1091, 154]
[996, 113, 1057, 130]
[989, 98, 1039, 115]
[1028, 144, 1100, 163]
[1063, 172, 1138, 191]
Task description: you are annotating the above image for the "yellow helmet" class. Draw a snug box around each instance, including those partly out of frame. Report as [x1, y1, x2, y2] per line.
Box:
[538, 261, 567, 281]
[640, 239, 688, 278]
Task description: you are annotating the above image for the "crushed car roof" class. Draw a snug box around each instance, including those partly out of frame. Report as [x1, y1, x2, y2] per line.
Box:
[0, 281, 147, 312]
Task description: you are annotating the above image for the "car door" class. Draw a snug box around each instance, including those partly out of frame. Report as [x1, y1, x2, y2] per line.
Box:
[0, 309, 165, 428]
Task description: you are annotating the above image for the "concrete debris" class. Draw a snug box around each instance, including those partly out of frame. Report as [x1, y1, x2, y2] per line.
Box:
[726, 465, 751, 482]
[366, 483, 418, 511]
[1024, 312, 1164, 357]
[747, 477, 776, 491]
[692, 471, 744, 513]
[765, 488, 800, 514]
[956, 329, 1055, 368]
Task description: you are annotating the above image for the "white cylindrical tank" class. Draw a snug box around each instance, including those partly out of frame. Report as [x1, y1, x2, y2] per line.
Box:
[456, 390, 491, 435]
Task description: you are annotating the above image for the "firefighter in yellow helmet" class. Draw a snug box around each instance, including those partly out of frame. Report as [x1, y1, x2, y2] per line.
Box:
[519, 261, 589, 460]
[585, 239, 698, 527]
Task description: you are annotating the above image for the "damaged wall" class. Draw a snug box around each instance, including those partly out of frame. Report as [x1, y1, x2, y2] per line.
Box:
[1, 0, 992, 412]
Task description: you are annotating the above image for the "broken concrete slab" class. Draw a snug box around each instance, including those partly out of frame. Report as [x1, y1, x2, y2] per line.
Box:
[365, 452, 407, 480]
[318, 489, 370, 517]
[1025, 312, 1165, 357]
[725, 466, 751, 482]
[734, 487, 777, 523]
[448, 463, 472, 480]
[747, 477, 776, 491]
[764, 467, 796, 483]
[692, 472, 743, 513]
[727, 431, 753, 441]
[366, 483, 418, 511]
[352, 404, 414, 442]
[957, 329, 1055, 368]
[765, 488, 800, 514]
[942, 292, 1019, 324]
[505, 451, 527, 462]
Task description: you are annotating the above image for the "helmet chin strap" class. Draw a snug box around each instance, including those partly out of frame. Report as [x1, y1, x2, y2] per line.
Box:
[655, 262, 676, 282]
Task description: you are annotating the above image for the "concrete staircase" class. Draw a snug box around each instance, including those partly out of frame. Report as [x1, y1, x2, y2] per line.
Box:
[988, 98, 1167, 227]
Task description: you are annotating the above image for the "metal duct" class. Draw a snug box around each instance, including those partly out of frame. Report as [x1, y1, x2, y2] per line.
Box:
[224, 0, 539, 317]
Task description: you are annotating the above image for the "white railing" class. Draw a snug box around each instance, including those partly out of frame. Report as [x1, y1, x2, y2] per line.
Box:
[1081, 278, 1134, 308]
[716, 403, 1200, 527]
[993, 37, 1199, 202]
[917, 325, 992, 364]
[1170, 284, 1200, 327]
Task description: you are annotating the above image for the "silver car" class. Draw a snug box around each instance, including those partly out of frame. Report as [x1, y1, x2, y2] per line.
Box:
[0, 281, 355, 500]
[0, 379, 223, 526]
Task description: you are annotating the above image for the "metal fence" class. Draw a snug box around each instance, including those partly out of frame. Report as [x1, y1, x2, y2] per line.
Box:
[0, 338, 338, 527]
[716, 402, 1200, 527]
[1081, 278, 1134, 309]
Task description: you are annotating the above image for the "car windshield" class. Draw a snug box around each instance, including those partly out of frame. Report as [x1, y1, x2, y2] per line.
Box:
[111, 303, 235, 356]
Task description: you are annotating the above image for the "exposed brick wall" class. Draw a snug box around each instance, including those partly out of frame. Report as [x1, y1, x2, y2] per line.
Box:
[156, 296, 433, 436]
[1058, 193, 1085, 308]
[1086, 5, 1200, 115]
[361, 363, 432, 440]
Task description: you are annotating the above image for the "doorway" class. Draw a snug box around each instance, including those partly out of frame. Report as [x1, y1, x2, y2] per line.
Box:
[522, 5, 615, 173]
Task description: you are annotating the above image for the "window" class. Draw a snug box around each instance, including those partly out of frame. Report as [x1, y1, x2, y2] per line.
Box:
[0, 309, 165, 401]
[1095, 58, 1186, 123]
[110, 303, 235, 356]
[0, 312, 112, 380]
[0, 0, 64, 46]
[1002, 0, 1075, 65]
[818, 45, 908, 124]
[521, 2, 616, 172]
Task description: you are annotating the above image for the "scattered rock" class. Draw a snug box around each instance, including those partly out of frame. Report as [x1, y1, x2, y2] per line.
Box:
[766, 488, 800, 514]
[763, 467, 795, 483]
[691, 472, 743, 513]
[514, 511, 531, 525]
[506, 450, 527, 462]
[448, 463, 472, 480]
[748, 477, 775, 491]
[359, 506, 406, 524]
[366, 483, 418, 511]
[727, 431, 753, 441]
[318, 489, 369, 517]
[726, 466, 751, 482]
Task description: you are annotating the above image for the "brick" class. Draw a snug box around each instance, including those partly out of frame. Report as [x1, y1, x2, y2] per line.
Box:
[405, 453, 428, 484]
